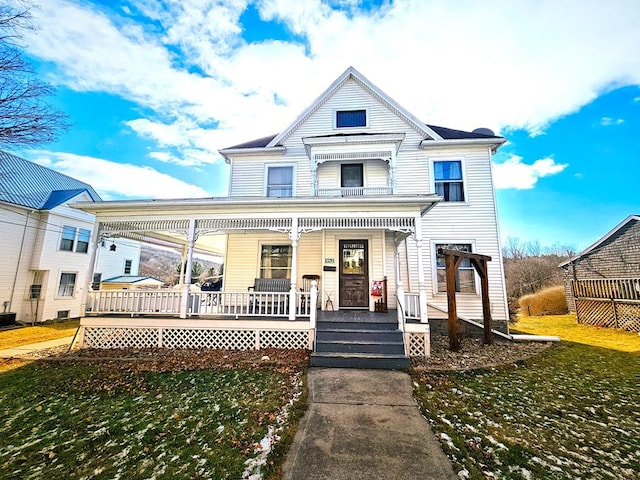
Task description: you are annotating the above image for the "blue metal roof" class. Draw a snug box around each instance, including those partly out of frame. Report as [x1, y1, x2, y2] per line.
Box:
[102, 276, 164, 284]
[0, 150, 101, 209]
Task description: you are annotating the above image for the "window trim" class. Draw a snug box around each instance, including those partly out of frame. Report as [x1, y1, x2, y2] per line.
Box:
[124, 259, 133, 275]
[264, 163, 296, 197]
[431, 241, 478, 295]
[431, 158, 468, 204]
[57, 271, 78, 298]
[334, 108, 369, 130]
[258, 243, 292, 279]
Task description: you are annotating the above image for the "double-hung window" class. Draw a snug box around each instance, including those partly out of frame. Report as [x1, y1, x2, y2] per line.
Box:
[266, 166, 293, 197]
[436, 243, 476, 293]
[60, 226, 76, 251]
[434, 161, 465, 202]
[124, 259, 133, 275]
[260, 245, 292, 279]
[60, 226, 91, 253]
[76, 229, 91, 253]
[57, 272, 77, 297]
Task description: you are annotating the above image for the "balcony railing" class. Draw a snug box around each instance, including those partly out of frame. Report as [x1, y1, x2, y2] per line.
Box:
[315, 186, 392, 197]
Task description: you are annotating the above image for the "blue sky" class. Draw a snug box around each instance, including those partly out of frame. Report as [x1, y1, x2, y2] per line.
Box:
[12, 0, 640, 251]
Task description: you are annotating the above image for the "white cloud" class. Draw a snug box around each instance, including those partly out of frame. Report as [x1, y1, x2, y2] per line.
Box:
[600, 117, 624, 126]
[21, 1, 640, 175]
[493, 155, 568, 189]
[29, 151, 211, 199]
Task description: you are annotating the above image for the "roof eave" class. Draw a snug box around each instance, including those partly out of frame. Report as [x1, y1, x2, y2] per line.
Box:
[420, 137, 507, 152]
[218, 146, 286, 163]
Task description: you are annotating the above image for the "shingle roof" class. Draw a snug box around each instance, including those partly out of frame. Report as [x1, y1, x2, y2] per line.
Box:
[224, 125, 501, 150]
[0, 150, 101, 209]
[426, 124, 501, 139]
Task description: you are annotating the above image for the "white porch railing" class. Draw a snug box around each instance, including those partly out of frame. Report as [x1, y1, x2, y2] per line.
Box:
[403, 292, 421, 320]
[316, 186, 392, 197]
[86, 290, 183, 314]
[86, 290, 313, 318]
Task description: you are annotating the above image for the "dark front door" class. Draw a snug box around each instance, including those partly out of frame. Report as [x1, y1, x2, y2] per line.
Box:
[339, 240, 369, 309]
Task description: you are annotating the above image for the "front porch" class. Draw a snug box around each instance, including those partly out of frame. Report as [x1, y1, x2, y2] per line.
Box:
[79, 291, 432, 361]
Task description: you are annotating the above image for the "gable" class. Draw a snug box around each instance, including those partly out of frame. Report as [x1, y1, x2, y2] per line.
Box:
[560, 215, 640, 267]
[267, 67, 441, 147]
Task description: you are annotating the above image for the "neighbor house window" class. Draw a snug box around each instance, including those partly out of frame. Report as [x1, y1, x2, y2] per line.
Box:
[260, 245, 292, 279]
[60, 226, 91, 253]
[266, 166, 293, 197]
[124, 259, 133, 275]
[336, 109, 367, 128]
[436, 243, 475, 293]
[57, 272, 77, 297]
[76, 229, 91, 253]
[60, 226, 76, 251]
[91, 273, 102, 290]
[434, 161, 465, 202]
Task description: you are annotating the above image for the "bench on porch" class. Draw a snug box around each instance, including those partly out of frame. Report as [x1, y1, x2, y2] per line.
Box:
[248, 278, 291, 314]
[248, 278, 291, 293]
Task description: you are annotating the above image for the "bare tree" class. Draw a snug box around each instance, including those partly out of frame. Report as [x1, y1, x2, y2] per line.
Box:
[0, 1, 69, 149]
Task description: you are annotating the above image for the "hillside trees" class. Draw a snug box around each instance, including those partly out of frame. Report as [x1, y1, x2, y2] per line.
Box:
[502, 237, 575, 314]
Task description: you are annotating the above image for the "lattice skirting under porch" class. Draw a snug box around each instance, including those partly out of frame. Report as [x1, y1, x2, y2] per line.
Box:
[575, 299, 640, 332]
[82, 326, 311, 350]
[407, 332, 430, 357]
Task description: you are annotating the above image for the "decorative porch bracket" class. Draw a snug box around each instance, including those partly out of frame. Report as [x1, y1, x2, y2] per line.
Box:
[438, 248, 492, 351]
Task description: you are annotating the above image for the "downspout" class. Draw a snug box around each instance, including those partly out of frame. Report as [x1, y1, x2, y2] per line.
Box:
[9, 209, 35, 313]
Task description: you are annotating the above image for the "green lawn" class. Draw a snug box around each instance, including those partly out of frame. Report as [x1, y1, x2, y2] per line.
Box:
[412, 318, 640, 479]
[0, 358, 306, 479]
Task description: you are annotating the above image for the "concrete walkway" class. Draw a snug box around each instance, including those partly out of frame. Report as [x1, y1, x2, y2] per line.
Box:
[282, 368, 457, 480]
[0, 336, 75, 358]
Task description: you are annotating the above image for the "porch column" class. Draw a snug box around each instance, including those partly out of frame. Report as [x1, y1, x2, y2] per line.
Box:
[179, 219, 196, 319]
[310, 157, 318, 196]
[288, 217, 300, 320]
[415, 217, 429, 324]
[389, 152, 398, 194]
[80, 224, 102, 316]
[395, 240, 405, 331]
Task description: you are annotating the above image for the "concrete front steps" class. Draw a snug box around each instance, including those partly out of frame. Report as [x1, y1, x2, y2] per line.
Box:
[310, 316, 409, 370]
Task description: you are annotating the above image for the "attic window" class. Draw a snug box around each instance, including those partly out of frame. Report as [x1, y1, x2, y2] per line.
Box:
[336, 109, 367, 128]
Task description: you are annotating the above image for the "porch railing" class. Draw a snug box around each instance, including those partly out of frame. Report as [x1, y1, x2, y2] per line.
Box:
[86, 290, 183, 315]
[403, 292, 421, 320]
[316, 186, 392, 197]
[86, 289, 312, 318]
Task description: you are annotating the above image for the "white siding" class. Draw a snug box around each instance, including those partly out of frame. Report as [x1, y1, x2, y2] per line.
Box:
[223, 75, 508, 322]
[95, 239, 142, 280]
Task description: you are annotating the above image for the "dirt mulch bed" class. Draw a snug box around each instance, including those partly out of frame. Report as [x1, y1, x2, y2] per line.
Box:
[411, 335, 553, 371]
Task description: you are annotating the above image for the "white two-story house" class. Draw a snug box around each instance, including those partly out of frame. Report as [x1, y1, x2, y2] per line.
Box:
[76, 67, 508, 367]
[0, 151, 141, 324]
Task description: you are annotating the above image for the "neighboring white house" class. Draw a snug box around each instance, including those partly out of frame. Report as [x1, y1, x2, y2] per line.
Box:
[0, 151, 140, 323]
[75, 67, 509, 364]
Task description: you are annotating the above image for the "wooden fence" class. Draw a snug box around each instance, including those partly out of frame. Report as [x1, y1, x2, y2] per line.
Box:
[571, 278, 640, 332]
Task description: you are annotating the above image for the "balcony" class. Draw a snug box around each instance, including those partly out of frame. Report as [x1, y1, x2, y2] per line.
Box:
[315, 186, 392, 197]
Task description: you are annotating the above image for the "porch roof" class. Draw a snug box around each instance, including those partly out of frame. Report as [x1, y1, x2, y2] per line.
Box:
[74, 194, 440, 255]
[73, 193, 440, 216]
